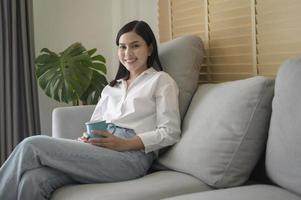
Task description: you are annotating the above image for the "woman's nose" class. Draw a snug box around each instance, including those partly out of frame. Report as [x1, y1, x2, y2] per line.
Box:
[125, 47, 133, 55]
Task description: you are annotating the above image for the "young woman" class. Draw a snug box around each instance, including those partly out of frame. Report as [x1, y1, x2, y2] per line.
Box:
[0, 20, 181, 200]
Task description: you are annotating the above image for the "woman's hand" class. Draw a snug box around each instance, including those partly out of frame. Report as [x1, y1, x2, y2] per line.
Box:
[87, 130, 126, 151]
[87, 130, 145, 152]
[77, 132, 89, 143]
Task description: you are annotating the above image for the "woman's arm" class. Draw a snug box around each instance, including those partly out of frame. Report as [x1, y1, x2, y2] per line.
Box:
[137, 75, 181, 153]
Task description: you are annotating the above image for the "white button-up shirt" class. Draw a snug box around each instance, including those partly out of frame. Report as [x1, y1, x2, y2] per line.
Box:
[90, 67, 181, 153]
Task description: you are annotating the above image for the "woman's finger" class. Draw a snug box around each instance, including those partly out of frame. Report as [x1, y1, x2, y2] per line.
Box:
[91, 130, 113, 137]
[77, 136, 88, 143]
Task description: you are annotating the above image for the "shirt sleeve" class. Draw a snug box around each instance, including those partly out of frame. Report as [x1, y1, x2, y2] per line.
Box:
[138, 75, 181, 153]
[90, 86, 108, 121]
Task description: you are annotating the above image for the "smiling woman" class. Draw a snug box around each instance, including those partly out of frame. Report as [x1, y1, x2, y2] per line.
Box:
[32, 0, 159, 136]
[0, 20, 181, 200]
[117, 32, 151, 84]
[110, 20, 163, 87]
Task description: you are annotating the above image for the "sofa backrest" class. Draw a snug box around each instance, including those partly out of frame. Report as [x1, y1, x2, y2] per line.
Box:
[265, 57, 301, 196]
[157, 35, 204, 120]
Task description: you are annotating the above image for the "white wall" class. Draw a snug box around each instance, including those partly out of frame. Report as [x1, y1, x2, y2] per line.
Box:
[33, 0, 158, 135]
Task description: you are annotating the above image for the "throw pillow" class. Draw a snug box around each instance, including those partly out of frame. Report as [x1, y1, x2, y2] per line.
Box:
[158, 76, 274, 188]
[158, 35, 204, 119]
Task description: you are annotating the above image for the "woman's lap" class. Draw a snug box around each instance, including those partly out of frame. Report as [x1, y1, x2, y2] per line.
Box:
[0, 129, 154, 200]
[21, 134, 153, 183]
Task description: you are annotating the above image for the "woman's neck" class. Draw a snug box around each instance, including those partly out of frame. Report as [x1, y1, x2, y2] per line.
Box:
[129, 67, 148, 80]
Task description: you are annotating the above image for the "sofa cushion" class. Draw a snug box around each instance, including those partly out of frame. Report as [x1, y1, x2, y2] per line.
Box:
[162, 185, 301, 200]
[159, 76, 274, 188]
[266, 57, 301, 196]
[158, 35, 204, 119]
[52, 105, 96, 139]
[51, 171, 212, 200]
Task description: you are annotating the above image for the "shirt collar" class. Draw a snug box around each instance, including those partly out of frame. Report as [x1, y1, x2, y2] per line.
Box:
[140, 67, 157, 76]
[118, 67, 157, 83]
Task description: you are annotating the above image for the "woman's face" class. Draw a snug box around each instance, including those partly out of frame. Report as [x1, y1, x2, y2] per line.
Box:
[118, 31, 152, 77]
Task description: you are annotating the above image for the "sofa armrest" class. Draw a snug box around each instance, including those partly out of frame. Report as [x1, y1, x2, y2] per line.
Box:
[52, 105, 96, 139]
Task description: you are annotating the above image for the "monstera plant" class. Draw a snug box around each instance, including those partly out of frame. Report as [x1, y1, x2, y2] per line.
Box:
[35, 42, 108, 105]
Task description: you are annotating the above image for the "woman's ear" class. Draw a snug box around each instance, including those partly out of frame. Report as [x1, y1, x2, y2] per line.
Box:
[148, 44, 153, 56]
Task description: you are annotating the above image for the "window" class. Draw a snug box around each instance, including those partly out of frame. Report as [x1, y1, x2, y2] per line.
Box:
[159, 0, 301, 83]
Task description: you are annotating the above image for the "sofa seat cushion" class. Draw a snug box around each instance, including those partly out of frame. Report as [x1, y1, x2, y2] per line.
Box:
[162, 185, 301, 200]
[159, 76, 274, 188]
[266, 57, 301, 196]
[51, 171, 213, 200]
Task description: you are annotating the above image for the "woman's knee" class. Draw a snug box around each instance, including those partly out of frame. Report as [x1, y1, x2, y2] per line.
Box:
[19, 135, 51, 150]
[21, 135, 50, 144]
[15, 135, 52, 159]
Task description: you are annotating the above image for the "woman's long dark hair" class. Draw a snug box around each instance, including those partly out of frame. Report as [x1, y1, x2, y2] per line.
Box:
[109, 20, 163, 87]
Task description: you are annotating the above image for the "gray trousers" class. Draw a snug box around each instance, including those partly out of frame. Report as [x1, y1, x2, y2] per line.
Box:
[0, 127, 154, 200]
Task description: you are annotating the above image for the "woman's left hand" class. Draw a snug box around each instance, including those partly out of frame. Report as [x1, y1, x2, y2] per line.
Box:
[87, 130, 129, 151]
[87, 130, 145, 152]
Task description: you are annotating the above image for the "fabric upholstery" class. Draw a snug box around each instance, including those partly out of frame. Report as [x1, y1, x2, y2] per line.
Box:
[50, 39, 301, 200]
[162, 185, 301, 200]
[158, 35, 204, 119]
[52, 105, 95, 139]
[159, 76, 274, 188]
[266, 57, 301, 196]
[51, 171, 212, 200]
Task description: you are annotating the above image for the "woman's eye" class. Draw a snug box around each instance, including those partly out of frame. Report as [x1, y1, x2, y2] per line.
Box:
[133, 44, 140, 48]
[119, 45, 126, 50]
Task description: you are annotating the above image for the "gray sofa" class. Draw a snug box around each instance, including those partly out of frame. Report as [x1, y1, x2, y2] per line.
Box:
[51, 36, 301, 200]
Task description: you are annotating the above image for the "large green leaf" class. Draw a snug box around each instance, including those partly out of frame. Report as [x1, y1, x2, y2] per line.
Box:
[60, 42, 85, 57]
[35, 42, 107, 104]
[87, 48, 97, 56]
[92, 55, 106, 63]
[80, 72, 108, 105]
[90, 63, 107, 74]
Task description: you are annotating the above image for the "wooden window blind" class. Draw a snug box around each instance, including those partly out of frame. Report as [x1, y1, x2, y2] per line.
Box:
[256, 0, 301, 76]
[159, 0, 301, 83]
[171, 0, 206, 39]
[159, 0, 210, 83]
[208, 0, 254, 82]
